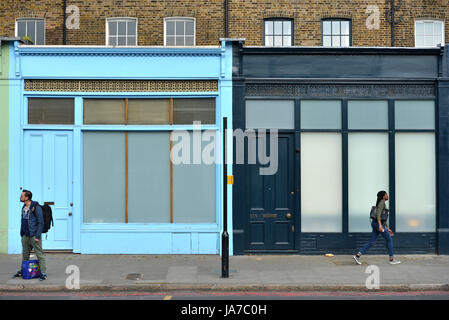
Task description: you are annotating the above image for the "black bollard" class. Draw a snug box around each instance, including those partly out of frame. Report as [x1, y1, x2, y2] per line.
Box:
[222, 117, 229, 278]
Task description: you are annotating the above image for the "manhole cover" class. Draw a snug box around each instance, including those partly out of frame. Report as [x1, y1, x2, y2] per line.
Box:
[125, 273, 143, 280]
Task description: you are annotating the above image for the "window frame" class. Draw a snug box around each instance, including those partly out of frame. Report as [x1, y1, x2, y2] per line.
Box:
[164, 17, 196, 46]
[15, 18, 46, 45]
[106, 17, 138, 46]
[263, 18, 294, 47]
[321, 18, 352, 47]
[414, 19, 445, 48]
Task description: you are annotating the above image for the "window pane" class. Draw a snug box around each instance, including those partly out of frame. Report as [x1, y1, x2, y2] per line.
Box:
[117, 36, 126, 45]
[173, 98, 216, 124]
[17, 20, 26, 38]
[323, 21, 331, 35]
[127, 20, 137, 36]
[109, 21, 117, 36]
[175, 36, 184, 46]
[274, 21, 283, 35]
[274, 36, 283, 46]
[246, 100, 294, 129]
[83, 132, 125, 223]
[117, 21, 126, 36]
[127, 36, 137, 46]
[166, 21, 175, 36]
[265, 36, 273, 46]
[332, 21, 340, 35]
[424, 22, 433, 36]
[172, 131, 216, 223]
[185, 36, 194, 46]
[323, 35, 332, 46]
[416, 22, 424, 36]
[348, 100, 388, 130]
[176, 21, 185, 35]
[166, 36, 175, 46]
[301, 133, 342, 232]
[84, 99, 125, 124]
[127, 99, 170, 124]
[395, 133, 436, 232]
[283, 36, 292, 46]
[128, 132, 170, 223]
[395, 100, 435, 129]
[301, 100, 341, 129]
[348, 133, 389, 232]
[415, 35, 424, 47]
[109, 36, 117, 46]
[332, 36, 340, 47]
[424, 34, 434, 47]
[27, 20, 36, 43]
[283, 21, 292, 35]
[35, 20, 44, 45]
[186, 21, 194, 36]
[28, 98, 74, 124]
[265, 21, 273, 35]
[341, 35, 350, 47]
[341, 21, 350, 35]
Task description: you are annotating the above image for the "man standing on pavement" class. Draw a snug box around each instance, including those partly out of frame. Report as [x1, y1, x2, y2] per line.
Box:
[13, 190, 47, 281]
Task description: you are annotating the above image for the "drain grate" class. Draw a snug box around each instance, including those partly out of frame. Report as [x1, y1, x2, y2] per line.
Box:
[125, 273, 143, 280]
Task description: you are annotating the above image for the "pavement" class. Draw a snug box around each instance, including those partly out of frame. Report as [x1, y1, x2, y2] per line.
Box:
[1, 253, 449, 292]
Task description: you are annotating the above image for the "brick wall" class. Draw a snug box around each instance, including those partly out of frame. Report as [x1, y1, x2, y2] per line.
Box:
[0, 0, 448, 46]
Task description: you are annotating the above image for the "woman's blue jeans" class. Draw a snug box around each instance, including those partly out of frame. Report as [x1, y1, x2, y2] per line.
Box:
[359, 220, 394, 257]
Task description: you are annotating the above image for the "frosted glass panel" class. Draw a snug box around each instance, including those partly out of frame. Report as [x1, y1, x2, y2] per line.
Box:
[246, 100, 295, 129]
[128, 132, 170, 223]
[348, 100, 388, 130]
[84, 99, 125, 124]
[395, 100, 435, 129]
[83, 132, 125, 223]
[127, 99, 170, 125]
[301, 100, 341, 129]
[395, 133, 436, 232]
[301, 133, 342, 232]
[348, 133, 389, 232]
[173, 131, 216, 223]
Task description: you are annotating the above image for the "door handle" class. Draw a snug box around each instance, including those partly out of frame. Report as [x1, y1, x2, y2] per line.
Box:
[286, 213, 292, 219]
[68, 212, 72, 216]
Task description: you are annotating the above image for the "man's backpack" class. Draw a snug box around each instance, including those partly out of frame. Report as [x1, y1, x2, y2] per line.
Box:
[32, 203, 54, 234]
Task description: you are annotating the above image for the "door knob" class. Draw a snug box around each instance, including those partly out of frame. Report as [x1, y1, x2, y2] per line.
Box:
[68, 212, 72, 216]
[286, 213, 292, 219]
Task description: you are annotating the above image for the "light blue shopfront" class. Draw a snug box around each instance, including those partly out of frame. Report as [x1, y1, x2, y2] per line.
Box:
[8, 40, 234, 255]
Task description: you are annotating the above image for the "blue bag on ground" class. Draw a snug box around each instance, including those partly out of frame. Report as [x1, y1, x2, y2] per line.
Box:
[22, 260, 41, 279]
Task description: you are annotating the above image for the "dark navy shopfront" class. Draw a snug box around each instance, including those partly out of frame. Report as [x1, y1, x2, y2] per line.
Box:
[232, 43, 449, 255]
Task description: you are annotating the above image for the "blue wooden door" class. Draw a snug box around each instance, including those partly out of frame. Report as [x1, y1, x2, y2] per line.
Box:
[23, 131, 73, 250]
[246, 133, 296, 251]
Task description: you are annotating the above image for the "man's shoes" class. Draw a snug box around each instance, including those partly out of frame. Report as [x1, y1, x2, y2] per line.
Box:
[389, 259, 401, 265]
[353, 255, 362, 265]
[13, 270, 22, 278]
[39, 273, 47, 281]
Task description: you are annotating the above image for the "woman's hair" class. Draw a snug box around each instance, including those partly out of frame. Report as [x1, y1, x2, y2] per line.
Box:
[376, 190, 387, 206]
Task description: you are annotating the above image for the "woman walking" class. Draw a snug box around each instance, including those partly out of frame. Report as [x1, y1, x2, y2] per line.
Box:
[353, 191, 401, 265]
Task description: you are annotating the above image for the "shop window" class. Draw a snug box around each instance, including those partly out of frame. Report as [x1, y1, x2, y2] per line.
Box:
[16, 19, 45, 45]
[173, 98, 216, 124]
[83, 98, 215, 125]
[395, 133, 436, 232]
[300, 100, 341, 129]
[348, 133, 389, 232]
[28, 98, 74, 124]
[322, 19, 351, 47]
[301, 133, 342, 232]
[128, 132, 171, 223]
[165, 17, 195, 46]
[106, 18, 137, 46]
[264, 19, 293, 47]
[415, 20, 444, 48]
[172, 131, 216, 223]
[394, 100, 435, 130]
[245, 100, 295, 129]
[348, 100, 388, 130]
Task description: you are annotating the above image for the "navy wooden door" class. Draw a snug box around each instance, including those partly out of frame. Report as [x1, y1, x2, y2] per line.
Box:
[246, 133, 296, 251]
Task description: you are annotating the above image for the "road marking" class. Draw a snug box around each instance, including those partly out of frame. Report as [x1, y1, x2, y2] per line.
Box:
[163, 295, 172, 300]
